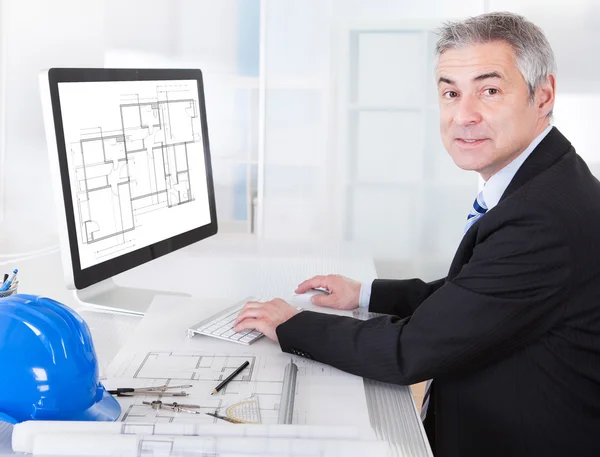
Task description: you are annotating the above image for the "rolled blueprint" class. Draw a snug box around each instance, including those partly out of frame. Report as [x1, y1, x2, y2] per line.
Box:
[12, 420, 360, 454]
[24, 433, 389, 457]
[277, 361, 298, 424]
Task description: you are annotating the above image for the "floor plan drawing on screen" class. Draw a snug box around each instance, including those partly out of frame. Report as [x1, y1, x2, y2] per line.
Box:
[58, 80, 212, 268]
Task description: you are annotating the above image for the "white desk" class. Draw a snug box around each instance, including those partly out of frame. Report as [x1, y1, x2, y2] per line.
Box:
[0, 235, 432, 457]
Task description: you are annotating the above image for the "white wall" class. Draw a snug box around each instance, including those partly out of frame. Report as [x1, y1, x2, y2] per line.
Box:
[104, 0, 173, 56]
[260, 0, 333, 239]
[0, 0, 105, 256]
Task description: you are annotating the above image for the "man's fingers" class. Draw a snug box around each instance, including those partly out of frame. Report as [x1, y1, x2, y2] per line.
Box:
[242, 301, 263, 310]
[234, 317, 259, 333]
[235, 317, 269, 337]
[234, 308, 264, 326]
[311, 293, 338, 308]
[295, 276, 326, 294]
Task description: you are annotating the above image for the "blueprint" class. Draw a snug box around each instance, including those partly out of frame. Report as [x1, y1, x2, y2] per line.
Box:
[106, 352, 294, 425]
[57, 80, 211, 269]
[104, 349, 370, 431]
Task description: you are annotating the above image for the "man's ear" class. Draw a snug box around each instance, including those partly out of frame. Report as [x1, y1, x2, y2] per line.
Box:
[536, 74, 556, 118]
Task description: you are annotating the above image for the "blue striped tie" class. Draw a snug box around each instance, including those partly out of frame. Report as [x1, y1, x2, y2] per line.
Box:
[421, 191, 488, 421]
[464, 191, 488, 234]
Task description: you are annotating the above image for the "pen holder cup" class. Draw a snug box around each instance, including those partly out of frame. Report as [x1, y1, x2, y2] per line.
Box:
[0, 282, 18, 298]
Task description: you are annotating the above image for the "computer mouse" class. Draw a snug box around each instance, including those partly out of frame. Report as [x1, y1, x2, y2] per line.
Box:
[291, 288, 330, 305]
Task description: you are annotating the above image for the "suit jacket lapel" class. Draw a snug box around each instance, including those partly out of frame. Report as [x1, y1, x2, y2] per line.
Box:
[499, 127, 572, 203]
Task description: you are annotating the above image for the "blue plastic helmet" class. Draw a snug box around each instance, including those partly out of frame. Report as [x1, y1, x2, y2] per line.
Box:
[0, 294, 120, 424]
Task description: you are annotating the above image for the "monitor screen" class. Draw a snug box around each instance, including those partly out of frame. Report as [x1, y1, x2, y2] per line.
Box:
[42, 69, 217, 289]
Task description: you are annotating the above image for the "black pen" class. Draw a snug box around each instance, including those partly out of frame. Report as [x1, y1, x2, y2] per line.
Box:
[2, 274, 8, 284]
[211, 360, 249, 395]
[205, 412, 244, 423]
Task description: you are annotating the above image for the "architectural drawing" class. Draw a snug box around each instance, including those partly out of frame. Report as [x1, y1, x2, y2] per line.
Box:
[108, 351, 298, 425]
[67, 86, 202, 262]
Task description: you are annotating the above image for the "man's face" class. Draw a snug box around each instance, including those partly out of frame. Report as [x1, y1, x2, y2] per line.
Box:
[437, 41, 551, 180]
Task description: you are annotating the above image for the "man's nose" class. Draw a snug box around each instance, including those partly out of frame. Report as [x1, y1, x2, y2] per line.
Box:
[454, 95, 482, 126]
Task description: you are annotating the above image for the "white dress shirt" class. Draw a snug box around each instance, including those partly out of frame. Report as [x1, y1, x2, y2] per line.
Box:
[359, 124, 553, 308]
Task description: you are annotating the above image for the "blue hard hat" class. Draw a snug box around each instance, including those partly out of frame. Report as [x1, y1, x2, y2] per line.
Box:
[0, 294, 120, 424]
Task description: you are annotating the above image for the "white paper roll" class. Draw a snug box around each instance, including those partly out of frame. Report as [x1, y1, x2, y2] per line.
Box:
[29, 433, 388, 457]
[12, 420, 363, 454]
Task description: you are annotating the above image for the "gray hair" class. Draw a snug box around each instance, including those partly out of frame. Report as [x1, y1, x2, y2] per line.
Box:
[435, 12, 556, 115]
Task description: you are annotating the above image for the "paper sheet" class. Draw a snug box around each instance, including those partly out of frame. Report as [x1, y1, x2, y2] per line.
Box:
[105, 348, 373, 431]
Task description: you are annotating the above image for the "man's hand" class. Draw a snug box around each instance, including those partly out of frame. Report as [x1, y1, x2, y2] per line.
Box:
[233, 298, 300, 342]
[295, 274, 361, 310]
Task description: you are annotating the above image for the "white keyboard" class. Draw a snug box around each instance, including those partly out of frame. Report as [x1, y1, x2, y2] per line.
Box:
[186, 297, 265, 345]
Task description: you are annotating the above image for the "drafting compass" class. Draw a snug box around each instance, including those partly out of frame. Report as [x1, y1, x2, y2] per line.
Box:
[143, 400, 200, 414]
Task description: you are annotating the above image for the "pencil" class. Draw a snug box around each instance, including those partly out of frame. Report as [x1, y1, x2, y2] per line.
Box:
[211, 360, 249, 395]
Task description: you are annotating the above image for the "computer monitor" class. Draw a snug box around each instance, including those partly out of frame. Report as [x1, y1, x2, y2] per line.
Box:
[40, 68, 218, 315]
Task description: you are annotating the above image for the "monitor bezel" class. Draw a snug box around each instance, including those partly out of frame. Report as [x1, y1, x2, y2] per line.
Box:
[46, 68, 218, 290]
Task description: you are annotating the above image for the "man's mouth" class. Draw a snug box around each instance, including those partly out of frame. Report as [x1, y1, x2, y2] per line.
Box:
[456, 138, 487, 146]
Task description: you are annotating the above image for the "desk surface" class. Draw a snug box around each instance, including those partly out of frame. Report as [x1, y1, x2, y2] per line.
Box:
[0, 235, 432, 457]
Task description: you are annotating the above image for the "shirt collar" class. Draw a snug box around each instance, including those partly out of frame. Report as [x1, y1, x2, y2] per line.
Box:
[482, 124, 553, 211]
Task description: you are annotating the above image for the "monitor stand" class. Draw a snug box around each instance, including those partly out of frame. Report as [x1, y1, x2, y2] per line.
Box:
[74, 278, 190, 316]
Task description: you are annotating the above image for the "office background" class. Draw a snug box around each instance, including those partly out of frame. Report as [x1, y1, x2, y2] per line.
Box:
[0, 0, 598, 281]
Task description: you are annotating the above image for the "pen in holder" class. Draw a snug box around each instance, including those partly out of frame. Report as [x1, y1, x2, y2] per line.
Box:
[0, 281, 18, 299]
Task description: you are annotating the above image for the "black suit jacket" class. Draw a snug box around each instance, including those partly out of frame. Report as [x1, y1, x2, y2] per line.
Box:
[277, 127, 600, 457]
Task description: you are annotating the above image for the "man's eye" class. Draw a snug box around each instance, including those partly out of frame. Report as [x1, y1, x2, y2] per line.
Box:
[443, 91, 458, 99]
[485, 88, 499, 95]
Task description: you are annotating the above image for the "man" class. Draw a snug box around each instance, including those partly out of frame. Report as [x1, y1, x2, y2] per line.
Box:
[234, 12, 600, 457]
